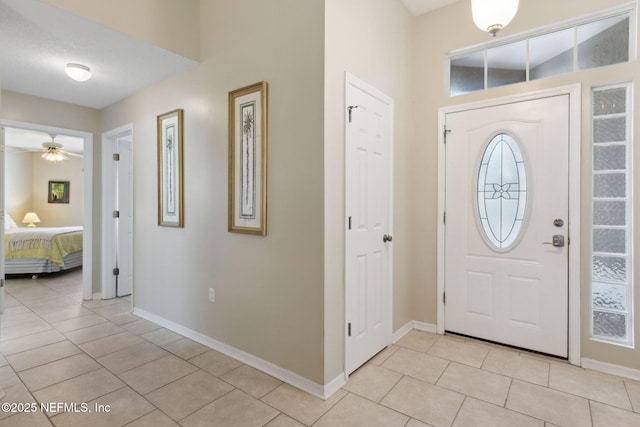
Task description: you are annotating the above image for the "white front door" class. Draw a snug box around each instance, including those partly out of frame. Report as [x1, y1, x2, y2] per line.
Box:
[444, 95, 570, 357]
[345, 74, 393, 374]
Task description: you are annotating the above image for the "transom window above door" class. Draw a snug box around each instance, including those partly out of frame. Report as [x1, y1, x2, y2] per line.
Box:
[447, 6, 634, 96]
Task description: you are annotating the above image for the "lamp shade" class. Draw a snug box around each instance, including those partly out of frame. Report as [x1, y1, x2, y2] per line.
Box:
[65, 63, 91, 82]
[472, 0, 519, 36]
[22, 212, 41, 227]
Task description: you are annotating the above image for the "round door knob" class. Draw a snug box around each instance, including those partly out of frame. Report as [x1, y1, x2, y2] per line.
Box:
[383, 234, 393, 243]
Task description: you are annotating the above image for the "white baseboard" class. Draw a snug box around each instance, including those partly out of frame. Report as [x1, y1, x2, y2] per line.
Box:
[393, 321, 438, 343]
[133, 308, 342, 400]
[392, 321, 414, 343]
[92, 292, 101, 300]
[581, 358, 640, 382]
[324, 373, 347, 399]
[413, 321, 438, 333]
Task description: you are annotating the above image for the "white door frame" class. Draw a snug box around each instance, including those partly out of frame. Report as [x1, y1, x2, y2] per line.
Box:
[0, 119, 94, 301]
[344, 72, 394, 375]
[1, 126, 5, 312]
[101, 124, 134, 301]
[437, 85, 581, 365]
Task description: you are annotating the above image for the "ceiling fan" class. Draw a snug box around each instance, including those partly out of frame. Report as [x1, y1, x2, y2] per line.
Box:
[41, 134, 83, 163]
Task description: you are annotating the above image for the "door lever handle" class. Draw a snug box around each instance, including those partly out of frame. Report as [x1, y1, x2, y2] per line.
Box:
[543, 235, 565, 247]
[383, 234, 393, 243]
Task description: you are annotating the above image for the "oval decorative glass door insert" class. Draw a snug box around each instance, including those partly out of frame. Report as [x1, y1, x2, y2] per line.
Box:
[477, 133, 528, 250]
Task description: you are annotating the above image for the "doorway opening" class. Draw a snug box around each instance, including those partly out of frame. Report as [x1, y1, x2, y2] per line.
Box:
[1, 120, 94, 304]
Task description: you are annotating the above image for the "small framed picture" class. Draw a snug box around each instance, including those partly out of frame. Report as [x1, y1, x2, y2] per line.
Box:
[157, 109, 184, 227]
[48, 181, 70, 203]
[228, 81, 268, 235]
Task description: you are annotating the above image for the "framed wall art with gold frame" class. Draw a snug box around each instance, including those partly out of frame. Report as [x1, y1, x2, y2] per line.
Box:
[157, 109, 184, 227]
[228, 82, 267, 235]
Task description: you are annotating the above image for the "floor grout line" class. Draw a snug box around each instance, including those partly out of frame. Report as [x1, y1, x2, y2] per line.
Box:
[3, 271, 640, 426]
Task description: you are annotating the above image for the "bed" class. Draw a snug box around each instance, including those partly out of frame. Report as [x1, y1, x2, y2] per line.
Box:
[4, 215, 83, 275]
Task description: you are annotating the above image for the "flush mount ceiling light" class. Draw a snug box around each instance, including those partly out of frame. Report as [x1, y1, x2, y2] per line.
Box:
[472, 0, 519, 37]
[64, 63, 91, 82]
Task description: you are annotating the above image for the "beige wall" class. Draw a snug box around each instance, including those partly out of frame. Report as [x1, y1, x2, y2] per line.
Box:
[32, 156, 83, 227]
[1, 90, 101, 289]
[413, 0, 640, 370]
[4, 146, 33, 222]
[41, 0, 200, 61]
[324, 0, 414, 382]
[101, 0, 326, 384]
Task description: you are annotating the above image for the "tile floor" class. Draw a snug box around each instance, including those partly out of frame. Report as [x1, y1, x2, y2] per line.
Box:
[1, 269, 640, 426]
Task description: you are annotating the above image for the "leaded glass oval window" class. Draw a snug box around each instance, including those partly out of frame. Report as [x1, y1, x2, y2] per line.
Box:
[477, 133, 528, 250]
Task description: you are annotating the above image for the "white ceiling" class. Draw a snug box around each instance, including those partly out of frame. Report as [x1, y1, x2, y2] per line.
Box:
[0, 0, 458, 151]
[0, 0, 199, 110]
[0, 0, 469, 115]
[0, 0, 200, 152]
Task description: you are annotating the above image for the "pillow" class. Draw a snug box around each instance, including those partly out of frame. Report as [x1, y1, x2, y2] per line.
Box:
[4, 214, 17, 230]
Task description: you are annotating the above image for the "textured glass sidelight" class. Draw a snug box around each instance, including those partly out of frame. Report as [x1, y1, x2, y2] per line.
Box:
[591, 83, 633, 346]
[593, 311, 627, 338]
[477, 133, 527, 250]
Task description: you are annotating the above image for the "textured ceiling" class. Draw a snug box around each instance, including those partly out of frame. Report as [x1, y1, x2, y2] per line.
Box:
[0, 0, 199, 110]
[0, 0, 455, 150]
[0, 0, 456, 112]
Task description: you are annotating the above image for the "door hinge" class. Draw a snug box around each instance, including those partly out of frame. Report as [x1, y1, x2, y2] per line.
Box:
[348, 216, 352, 230]
[443, 212, 446, 225]
[348, 105, 358, 123]
[348, 322, 352, 337]
[113, 153, 120, 161]
[113, 268, 120, 276]
[443, 292, 446, 304]
[0, 278, 4, 288]
[443, 127, 451, 144]
[113, 210, 120, 218]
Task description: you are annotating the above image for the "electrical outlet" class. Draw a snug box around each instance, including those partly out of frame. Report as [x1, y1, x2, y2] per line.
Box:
[209, 288, 215, 302]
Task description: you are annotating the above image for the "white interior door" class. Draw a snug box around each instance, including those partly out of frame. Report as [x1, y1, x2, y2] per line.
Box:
[345, 74, 393, 374]
[444, 95, 570, 357]
[102, 127, 133, 298]
[115, 137, 132, 297]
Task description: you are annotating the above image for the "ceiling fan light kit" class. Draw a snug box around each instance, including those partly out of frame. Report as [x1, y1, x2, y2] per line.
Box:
[472, 0, 520, 37]
[65, 63, 91, 82]
[42, 143, 69, 162]
[40, 134, 81, 163]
